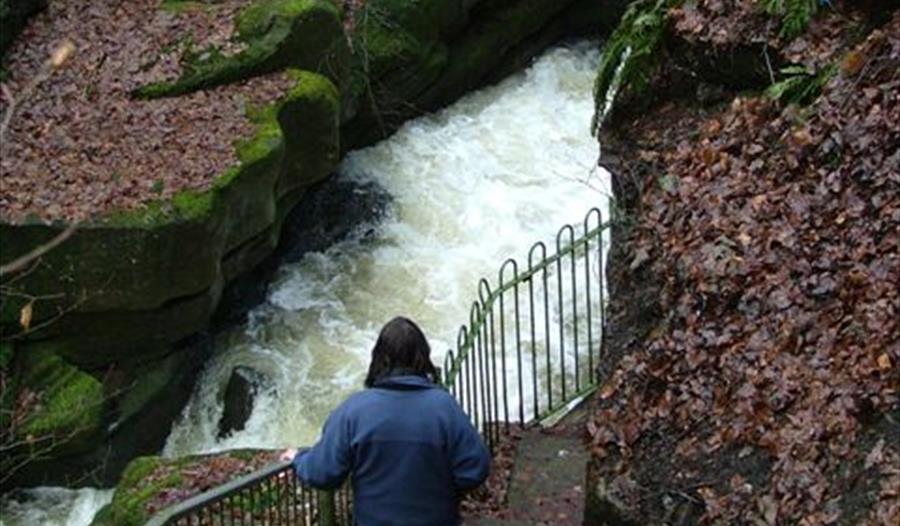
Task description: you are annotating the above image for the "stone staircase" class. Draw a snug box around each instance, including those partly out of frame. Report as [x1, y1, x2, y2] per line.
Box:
[469, 403, 591, 526]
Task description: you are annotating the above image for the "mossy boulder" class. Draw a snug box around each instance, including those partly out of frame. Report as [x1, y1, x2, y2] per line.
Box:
[1, 349, 105, 483]
[90, 450, 278, 526]
[89, 456, 187, 526]
[17, 352, 104, 447]
[2, 336, 211, 489]
[1, 70, 341, 368]
[137, 0, 349, 99]
[342, 0, 624, 149]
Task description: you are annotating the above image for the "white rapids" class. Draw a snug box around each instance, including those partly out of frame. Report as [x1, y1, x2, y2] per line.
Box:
[164, 41, 611, 456]
[0, 488, 113, 526]
[0, 40, 610, 526]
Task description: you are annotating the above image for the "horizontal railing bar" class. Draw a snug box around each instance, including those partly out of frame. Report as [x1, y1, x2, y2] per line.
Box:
[496, 223, 610, 294]
[145, 461, 310, 526]
[537, 384, 599, 428]
[148, 207, 611, 526]
[444, 220, 611, 387]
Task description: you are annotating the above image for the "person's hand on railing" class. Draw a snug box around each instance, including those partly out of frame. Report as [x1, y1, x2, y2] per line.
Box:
[279, 448, 299, 463]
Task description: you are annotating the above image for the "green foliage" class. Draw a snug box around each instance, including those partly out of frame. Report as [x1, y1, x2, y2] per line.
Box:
[591, 0, 677, 134]
[19, 353, 104, 440]
[91, 456, 185, 526]
[136, 0, 344, 99]
[760, 0, 820, 39]
[766, 64, 836, 105]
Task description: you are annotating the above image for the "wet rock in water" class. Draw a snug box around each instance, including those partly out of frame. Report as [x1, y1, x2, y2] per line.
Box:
[217, 366, 270, 439]
[279, 173, 392, 262]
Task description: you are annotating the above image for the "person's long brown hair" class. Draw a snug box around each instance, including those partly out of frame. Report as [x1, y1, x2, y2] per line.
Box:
[364, 317, 438, 387]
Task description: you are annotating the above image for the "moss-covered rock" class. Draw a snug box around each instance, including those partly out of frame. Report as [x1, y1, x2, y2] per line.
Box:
[1, 71, 342, 367]
[1, 70, 340, 487]
[17, 352, 104, 445]
[0, 348, 106, 480]
[342, 0, 616, 149]
[90, 450, 278, 526]
[136, 0, 349, 99]
[89, 456, 185, 526]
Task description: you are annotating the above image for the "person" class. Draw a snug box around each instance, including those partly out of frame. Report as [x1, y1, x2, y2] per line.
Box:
[280, 316, 491, 526]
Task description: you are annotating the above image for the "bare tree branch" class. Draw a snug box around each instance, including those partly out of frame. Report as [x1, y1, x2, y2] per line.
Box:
[0, 224, 77, 277]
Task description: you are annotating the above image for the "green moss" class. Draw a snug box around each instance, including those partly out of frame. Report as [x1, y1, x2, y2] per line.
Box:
[18, 352, 104, 445]
[101, 98, 283, 229]
[92, 451, 274, 526]
[136, 0, 346, 99]
[159, 0, 216, 13]
[592, 0, 678, 134]
[92, 456, 185, 526]
[285, 69, 340, 108]
[234, 106, 283, 167]
[766, 63, 837, 106]
[277, 70, 340, 195]
[350, 0, 451, 79]
[760, 0, 820, 40]
[236, 0, 316, 39]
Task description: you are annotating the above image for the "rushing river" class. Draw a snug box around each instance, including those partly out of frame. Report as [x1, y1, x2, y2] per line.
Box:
[0, 41, 609, 524]
[0, 488, 113, 526]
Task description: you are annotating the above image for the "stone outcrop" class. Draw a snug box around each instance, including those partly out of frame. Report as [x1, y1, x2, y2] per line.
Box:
[0, 0, 628, 489]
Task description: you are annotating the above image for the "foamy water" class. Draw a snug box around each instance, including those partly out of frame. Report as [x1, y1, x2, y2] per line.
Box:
[0, 41, 610, 525]
[0, 488, 113, 526]
[165, 41, 610, 455]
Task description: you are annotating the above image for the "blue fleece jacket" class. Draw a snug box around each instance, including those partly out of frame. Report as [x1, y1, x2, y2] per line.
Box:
[292, 375, 490, 526]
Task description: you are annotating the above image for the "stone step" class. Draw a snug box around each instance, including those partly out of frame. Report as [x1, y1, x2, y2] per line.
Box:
[469, 402, 591, 526]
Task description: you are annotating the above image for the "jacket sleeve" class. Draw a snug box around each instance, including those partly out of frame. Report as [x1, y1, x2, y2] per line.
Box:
[292, 407, 352, 489]
[448, 402, 491, 490]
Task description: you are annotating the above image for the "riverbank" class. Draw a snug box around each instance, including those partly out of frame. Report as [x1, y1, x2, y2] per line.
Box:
[587, 2, 898, 523]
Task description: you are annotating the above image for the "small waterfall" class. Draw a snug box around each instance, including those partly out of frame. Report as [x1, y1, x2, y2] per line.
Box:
[0, 488, 113, 526]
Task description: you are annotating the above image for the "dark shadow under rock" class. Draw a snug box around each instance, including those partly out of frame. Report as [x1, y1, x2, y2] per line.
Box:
[213, 172, 391, 328]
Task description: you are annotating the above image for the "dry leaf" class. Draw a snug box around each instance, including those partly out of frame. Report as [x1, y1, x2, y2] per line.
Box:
[19, 301, 34, 331]
[49, 40, 76, 68]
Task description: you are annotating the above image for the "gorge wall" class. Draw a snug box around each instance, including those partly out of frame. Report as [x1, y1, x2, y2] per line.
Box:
[0, 0, 627, 489]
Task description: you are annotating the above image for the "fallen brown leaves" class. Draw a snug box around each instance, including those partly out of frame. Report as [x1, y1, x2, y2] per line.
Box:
[670, 0, 866, 69]
[144, 450, 278, 516]
[0, 0, 290, 223]
[461, 425, 523, 520]
[590, 10, 899, 526]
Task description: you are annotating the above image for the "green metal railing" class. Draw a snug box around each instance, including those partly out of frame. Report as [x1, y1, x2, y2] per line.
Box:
[145, 207, 609, 525]
[441, 206, 607, 453]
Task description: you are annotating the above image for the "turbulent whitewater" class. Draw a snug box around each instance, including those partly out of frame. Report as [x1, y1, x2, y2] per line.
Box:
[165, 42, 610, 455]
[0, 41, 609, 526]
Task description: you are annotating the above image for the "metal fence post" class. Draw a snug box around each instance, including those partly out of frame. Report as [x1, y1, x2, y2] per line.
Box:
[317, 490, 337, 526]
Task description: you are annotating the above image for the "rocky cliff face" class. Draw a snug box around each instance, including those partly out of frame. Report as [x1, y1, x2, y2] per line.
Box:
[0, 0, 627, 489]
[586, 2, 899, 523]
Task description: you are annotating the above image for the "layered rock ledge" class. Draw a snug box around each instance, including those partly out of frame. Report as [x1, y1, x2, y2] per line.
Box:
[0, 0, 627, 488]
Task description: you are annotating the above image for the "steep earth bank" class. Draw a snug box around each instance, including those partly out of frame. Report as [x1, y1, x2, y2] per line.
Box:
[586, 1, 898, 524]
[0, 0, 628, 489]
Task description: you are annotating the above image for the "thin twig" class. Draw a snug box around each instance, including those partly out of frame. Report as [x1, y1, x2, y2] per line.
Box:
[0, 66, 52, 148]
[0, 224, 77, 277]
[763, 20, 776, 85]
